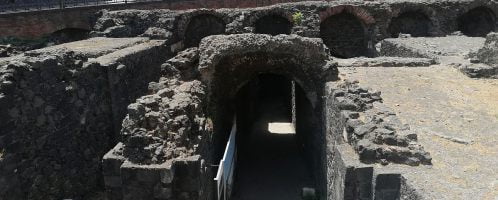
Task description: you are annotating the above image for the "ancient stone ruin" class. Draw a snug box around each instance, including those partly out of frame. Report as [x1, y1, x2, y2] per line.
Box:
[1, 0, 497, 200]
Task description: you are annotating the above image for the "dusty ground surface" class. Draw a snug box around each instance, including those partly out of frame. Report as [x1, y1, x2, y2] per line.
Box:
[340, 66, 498, 200]
[381, 36, 485, 57]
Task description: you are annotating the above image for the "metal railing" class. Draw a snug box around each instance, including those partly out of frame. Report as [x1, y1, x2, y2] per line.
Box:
[0, 0, 162, 14]
[214, 116, 237, 200]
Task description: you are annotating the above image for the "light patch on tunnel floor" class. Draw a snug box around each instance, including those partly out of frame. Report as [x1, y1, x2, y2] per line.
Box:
[268, 122, 296, 134]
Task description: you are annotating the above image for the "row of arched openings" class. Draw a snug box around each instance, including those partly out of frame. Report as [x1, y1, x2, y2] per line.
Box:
[183, 14, 293, 47]
[183, 6, 497, 57]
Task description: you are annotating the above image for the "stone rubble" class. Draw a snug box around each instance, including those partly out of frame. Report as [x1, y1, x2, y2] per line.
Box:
[331, 80, 432, 166]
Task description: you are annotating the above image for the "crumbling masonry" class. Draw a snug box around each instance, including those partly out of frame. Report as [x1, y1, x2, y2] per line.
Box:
[1, 0, 497, 200]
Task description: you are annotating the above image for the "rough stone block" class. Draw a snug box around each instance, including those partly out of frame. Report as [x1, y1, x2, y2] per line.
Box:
[104, 176, 122, 188]
[172, 155, 201, 192]
[375, 174, 401, 200]
[120, 161, 174, 200]
[102, 143, 125, 177]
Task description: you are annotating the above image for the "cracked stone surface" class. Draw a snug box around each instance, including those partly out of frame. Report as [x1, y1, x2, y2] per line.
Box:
[340, 66, 498, 200]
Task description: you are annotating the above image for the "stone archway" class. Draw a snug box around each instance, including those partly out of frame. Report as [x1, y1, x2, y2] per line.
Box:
[458, 6, 496, 37]
[254, 14, 293, 35]
[320, 12, 368, 58]
[388, 11, 432, 37]
[198, 34, 338, 200]
[184, 14, 226, 47]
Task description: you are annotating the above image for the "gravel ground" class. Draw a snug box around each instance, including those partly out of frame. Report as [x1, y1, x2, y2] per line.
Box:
[340, 66, 498, 200]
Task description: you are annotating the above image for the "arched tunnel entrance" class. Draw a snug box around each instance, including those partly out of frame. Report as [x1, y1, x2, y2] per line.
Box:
[254, 15, 293, 35]
[231, 73, 315, 200]
[458, 7, 496, 37]
[388, 11, 431, 37]
[184, 14, 226, 48]
[320, 12, 368, 58]
[205, 35, 334, 200]
[210, 63, 326, 200]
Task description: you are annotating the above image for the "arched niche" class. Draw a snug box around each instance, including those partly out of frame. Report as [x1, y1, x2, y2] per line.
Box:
[320, 12, 368, 58]
[184, 14, 226, 48]
[458, 6, 496, 37]
[388, 11, 432, 37]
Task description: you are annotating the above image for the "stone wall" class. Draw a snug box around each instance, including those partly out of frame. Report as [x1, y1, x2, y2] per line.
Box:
[0, 37, 169, 199]
[0, 0, 316, 39]
[91, 0, 498, 58]
[324, 80, 432, 200]
[326, 80, 431, 166]
[101, 34, 339, 199]
[477, 32, 498, 66]
[102, 45, 213, 200]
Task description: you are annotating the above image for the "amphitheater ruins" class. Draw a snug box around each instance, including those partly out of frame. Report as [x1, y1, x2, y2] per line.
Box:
[0, 0, 497, 199]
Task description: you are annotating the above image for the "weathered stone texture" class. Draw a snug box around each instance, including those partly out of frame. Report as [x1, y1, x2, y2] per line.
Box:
[477, 32, 498, 66]
[121, 79, 208, 164]
[462, 32, 498, 78]
[0, 51, 113, 200]
[101, 34, 339, 199]
[102, 46, 213, 200]
[0, 37, 168, 199]
[5, 0, 495, 198]
[201, 34, 338, 199]
[336, 57, 436, 68]
[90, 0, 498, 58]
[327, 80, 431, 166]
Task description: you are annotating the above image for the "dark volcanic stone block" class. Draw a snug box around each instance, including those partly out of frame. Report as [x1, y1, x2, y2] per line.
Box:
[375, 174, 401, 200]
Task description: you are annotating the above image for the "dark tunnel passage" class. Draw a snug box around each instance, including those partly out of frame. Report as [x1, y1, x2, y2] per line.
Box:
[184, 14, 226, 48]
[254, 15, 293, 35]
[48, 28, 90, 45]
[388, 11, 431, 37]
[231, 74, 316, 200]
[458, 7, 496, 37]
[320, 12, 368, 58]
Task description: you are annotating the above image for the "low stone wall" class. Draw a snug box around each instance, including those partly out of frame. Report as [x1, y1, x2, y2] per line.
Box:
[326, 80, 431, 166]
[0, 37, 169, 199]
[324, 80, 432, 200]
[102, 46, 212, 199]
[464, 32, 498, 78]
[336, 57, 436, 68]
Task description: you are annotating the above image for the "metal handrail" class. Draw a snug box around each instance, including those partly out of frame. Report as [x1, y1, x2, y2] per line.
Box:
[214, 116, 237, 200]
[0, 0, 163, 14]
